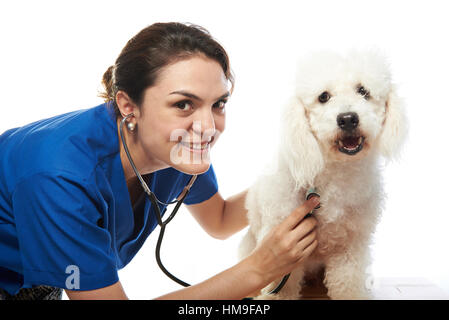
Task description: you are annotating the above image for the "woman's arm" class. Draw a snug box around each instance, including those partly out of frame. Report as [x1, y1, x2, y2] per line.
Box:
[65, 197, 319, 300]
[158, 196, 319, 299]
[65, 260, 260, 300]
[155, 254, 265, 300]
[186, 190, 248, 240]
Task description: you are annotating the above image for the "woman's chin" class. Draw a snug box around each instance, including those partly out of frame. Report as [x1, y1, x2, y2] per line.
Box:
[168, 143, 212, 174]
[171, 162, 211, 175]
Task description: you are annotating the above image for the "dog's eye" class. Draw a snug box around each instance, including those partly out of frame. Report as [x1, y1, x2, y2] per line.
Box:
[357, 85, 370, 99]
[318, 91, 331, 103]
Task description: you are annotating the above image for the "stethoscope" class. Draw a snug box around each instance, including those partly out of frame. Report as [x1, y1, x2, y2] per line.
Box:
[120, 113, 197, 287]
[119, 113, 319, 297]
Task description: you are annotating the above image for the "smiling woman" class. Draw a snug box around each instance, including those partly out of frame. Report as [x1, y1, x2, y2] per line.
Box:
[114, 55, 230, 177]
[0, 22, 320, 300]
[0, 22, 235, 300]
[101, 23, 234, 177]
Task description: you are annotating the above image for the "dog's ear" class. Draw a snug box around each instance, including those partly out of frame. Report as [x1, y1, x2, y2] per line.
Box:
[377, 85, 408, 161]
[279, 96, 324, 191]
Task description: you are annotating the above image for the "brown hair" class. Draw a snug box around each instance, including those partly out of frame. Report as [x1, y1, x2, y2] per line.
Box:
[100, 22, 234, 117]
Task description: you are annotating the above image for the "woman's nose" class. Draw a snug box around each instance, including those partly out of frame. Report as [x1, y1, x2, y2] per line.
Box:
[193, 110, 215, 135]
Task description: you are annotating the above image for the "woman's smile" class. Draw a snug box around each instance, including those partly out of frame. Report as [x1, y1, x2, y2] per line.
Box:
[179, 140, 211, 152]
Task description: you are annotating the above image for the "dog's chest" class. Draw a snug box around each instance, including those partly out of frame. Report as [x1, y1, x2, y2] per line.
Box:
[302, 179, 374, 256]
[313, 208, 359, 256]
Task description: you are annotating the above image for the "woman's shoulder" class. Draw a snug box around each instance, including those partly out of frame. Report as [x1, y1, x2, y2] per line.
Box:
[0, 103, 118, 186]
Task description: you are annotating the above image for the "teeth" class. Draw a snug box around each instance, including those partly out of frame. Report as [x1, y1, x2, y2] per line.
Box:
[337, 137, 364, 150]
[182, 142, 208, 150]
[192, 143, 208, 150]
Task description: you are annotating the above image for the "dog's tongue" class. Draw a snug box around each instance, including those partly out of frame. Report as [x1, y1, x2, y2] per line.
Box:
[342, 137, 359, 148]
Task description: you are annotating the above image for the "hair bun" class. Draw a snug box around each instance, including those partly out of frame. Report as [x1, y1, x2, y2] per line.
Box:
[99, 65, 115, 102]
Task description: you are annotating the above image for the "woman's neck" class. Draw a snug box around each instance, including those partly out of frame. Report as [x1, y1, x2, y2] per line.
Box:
[116, 118, 169, 184]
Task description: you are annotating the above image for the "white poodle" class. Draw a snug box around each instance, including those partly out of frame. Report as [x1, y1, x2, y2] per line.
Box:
[239, 50, 407, 299]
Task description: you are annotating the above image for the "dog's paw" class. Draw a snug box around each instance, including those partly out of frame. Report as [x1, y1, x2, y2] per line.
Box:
[252, 294, 278, 300]
[352, 290, 374, 300]
[253, 293, 300, 300]
[328, 289, 373, 300]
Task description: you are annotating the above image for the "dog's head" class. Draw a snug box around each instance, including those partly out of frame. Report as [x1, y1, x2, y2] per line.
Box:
[280, 50, 407, 188]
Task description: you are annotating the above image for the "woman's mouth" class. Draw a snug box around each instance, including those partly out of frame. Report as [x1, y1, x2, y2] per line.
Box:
[179, 141, 210, 153]
[336, 136, 365, 155]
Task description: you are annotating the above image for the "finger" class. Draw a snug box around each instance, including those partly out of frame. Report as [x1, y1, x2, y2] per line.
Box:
[287, 229, 316, 261]
[295, 239, 318, 266]
[282, 197, 320, 231]
[289, 217, 317, 242]
[296, 229, 317, 253]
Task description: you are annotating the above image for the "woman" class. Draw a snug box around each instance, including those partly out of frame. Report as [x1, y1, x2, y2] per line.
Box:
[0, 22, 319, 300]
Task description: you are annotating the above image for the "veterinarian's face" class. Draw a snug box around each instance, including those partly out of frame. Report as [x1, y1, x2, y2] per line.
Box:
[134, 55, 229, 174]
[304, 78, 388, 162]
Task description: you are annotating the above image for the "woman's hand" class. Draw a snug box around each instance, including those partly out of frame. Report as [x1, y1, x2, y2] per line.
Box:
[246, 197, 320, 285]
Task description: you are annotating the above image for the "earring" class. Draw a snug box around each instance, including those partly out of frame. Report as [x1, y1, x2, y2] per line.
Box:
[127, 121, 136, 132]
[121, 112, 136, 132]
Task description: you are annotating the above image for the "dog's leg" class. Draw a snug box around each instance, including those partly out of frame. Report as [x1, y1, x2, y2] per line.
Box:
[323, 245, 373, 300]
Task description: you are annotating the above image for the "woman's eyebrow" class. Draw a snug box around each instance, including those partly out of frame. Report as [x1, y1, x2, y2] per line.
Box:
[169, 90, 230, 101]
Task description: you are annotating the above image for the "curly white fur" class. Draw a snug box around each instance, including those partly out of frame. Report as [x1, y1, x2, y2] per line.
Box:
[239, 50, 407, 300]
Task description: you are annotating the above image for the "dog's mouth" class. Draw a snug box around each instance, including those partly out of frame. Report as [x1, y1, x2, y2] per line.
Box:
[336, 136, 365, 155]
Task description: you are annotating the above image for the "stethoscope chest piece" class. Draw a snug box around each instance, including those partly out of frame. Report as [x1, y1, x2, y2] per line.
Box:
[306, 187, 321, 211]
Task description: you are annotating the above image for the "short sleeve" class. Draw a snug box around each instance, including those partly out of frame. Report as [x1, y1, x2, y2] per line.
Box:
[11, 172, 119, 291]
[183, 164, 219, 205]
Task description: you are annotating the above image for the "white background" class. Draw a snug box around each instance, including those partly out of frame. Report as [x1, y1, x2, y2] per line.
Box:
[1, 0, 448, 299]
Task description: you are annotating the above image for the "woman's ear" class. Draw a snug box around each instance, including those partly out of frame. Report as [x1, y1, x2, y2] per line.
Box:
[378, 85, 408, 161]
[279, 96, 324, 191]
[115, 90, 139, 118]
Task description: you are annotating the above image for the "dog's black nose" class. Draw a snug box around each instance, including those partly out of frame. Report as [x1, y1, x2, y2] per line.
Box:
[337, 112, 359, 131]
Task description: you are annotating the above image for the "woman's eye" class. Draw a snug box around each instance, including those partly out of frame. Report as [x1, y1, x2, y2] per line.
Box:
[318, 91, 331, 103]
[174, 100, 193, 111]
[213, 100, 227, 110]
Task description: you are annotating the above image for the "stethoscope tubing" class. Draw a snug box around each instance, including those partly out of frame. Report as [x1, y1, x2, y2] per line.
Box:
[119, 113, 289, 296]
[120, 113, 196, 286]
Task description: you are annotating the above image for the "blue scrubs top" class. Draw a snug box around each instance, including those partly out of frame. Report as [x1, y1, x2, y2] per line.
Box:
[0, 103, 218, 295]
